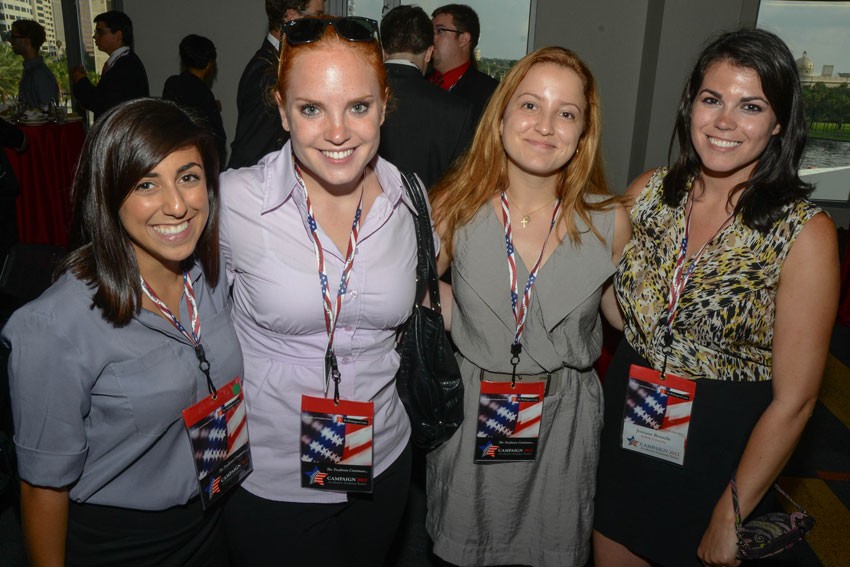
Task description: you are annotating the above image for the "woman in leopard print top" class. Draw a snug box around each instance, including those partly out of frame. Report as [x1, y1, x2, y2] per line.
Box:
[593, 29, 839, 567]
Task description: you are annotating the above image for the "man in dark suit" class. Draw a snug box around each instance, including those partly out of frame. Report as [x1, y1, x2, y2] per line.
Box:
[379, 5, 474, 190]
[163, 34, 227, 170]
[428, 4, 498, 125]
[70, 11, 149, 122]
[228, 0, 325, 169]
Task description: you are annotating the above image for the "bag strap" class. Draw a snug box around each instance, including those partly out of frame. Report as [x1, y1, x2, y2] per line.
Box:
[730, 471, 808, 531]
[399, 171, 442, 314]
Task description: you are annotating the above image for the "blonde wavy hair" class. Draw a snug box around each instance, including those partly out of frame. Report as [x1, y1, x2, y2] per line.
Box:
[431, 46, 611, 260]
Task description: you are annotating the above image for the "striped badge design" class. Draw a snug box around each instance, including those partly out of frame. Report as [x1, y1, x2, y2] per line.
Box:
[301, 412, 346, 464]
[624, 378, 668, 430]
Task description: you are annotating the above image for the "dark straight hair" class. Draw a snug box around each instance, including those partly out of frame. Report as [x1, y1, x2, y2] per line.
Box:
[665, 28, 813, 232]
[58, 98, 221, 326]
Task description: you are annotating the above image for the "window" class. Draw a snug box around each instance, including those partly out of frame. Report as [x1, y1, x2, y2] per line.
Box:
[758, 1, 850, 180]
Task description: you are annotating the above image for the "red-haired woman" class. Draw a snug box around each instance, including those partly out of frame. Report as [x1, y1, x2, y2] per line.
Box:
[219, 17, 428, 566]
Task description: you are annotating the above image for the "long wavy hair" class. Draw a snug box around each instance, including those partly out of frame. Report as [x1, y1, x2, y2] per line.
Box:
[431, 46, 610, 260]
[665, 28, 812, 231]
[58, 99, 221, 326]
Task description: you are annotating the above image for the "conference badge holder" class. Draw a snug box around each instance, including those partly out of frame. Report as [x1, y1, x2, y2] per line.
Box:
[620, 364, 696, 466]
[300, 395, 374, 493]
[474, 379, 545, 463]
[182, 377, 253, 509]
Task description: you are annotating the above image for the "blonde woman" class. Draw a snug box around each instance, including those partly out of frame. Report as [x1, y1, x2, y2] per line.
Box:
[426, 46, 630, 567]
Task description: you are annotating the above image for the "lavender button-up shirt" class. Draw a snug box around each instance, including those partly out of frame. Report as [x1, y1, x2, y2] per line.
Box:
[221, 144, 434, 503]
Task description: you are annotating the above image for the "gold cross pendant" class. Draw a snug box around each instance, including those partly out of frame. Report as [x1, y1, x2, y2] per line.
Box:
[521, 215, 530, 228]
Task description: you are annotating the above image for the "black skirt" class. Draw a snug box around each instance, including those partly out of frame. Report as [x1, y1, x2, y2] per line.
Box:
[66, 497, 227, 566]
[594, 340, 778, 566]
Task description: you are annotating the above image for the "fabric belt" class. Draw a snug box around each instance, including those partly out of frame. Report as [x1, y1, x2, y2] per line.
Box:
[479, 368, 564, 397]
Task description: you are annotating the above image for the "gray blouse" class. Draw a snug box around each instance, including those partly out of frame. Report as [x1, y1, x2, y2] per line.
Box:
[2, 262, 243, 509]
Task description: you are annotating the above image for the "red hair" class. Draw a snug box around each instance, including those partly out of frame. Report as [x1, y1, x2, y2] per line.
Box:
[277, 17, 388, 104]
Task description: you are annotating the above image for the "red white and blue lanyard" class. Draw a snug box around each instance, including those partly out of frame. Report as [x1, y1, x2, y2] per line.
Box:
[296, 163, 363, 404]
[500, 191, 561, 386]
[660, 192, 733, 377]
[140, 272, 217, 397]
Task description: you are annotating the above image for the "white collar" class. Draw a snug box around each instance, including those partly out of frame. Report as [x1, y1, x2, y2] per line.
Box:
[267, 32, 280, 51]
[105, 46, 131, 69]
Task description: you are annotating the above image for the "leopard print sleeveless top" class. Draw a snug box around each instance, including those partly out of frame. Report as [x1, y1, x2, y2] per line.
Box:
[615, 168, 821, 382]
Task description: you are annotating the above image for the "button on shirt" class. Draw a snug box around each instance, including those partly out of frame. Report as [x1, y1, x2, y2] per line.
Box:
[220, 144, 436, 503]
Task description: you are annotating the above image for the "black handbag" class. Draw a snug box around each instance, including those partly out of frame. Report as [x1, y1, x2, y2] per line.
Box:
[394, 171, 464, 450]
[732, 472, 815, 560]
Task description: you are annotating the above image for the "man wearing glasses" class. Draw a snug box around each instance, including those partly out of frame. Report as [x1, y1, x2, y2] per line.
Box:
[379, 5, 474, 189]
[428, 3, 498, 124]
[8, 20, 60, 110]
[228, 0, 325, 169]
[70, 11, 149, 122]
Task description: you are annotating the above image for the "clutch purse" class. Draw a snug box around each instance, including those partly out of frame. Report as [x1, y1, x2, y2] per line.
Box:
[732, 472, 815, 560]
[394, 171, 464, 450]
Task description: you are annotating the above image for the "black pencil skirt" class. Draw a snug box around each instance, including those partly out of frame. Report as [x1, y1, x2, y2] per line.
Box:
[66, 496, 227, 566]
[594, 340, 779, 567]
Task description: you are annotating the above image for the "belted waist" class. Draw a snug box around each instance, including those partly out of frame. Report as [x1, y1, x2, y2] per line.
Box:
[479, 368, 565, 397]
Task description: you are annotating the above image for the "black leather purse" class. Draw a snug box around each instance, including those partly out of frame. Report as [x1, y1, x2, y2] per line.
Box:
[732, 472, 815, 560]
[394, 172, 464, 450]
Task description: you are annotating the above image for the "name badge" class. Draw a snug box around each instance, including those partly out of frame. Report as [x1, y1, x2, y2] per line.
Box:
[182, 377, 253, 509]
[474, 380, 544, 463]
[621, 364, 696, 466]
[300, 395, 374, 493]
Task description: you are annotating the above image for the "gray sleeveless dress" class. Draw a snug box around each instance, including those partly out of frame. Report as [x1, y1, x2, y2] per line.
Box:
[426, 201, 616, 567]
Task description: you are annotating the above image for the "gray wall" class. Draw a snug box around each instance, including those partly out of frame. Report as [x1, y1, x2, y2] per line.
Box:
[123, 0, 269, 164]
[123, 0, 759, 185]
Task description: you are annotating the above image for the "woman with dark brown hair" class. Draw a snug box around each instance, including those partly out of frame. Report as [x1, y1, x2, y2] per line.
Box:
[2, 98, 242, 565]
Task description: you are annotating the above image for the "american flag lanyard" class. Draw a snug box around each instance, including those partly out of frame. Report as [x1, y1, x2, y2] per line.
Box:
[296, 164, 364, 404]
[661, 192, 733, 378]
[500, 191, 562, 386]
[140, 273, 217, 397]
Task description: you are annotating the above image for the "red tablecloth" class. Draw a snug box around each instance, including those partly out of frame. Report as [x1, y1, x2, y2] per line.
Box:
[5, 120, 86, 247]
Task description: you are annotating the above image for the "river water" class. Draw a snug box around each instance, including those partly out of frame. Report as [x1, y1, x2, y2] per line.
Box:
[801, 138, 850, 169]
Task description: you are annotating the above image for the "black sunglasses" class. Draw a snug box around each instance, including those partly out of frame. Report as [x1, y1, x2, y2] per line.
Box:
[283, 17, 379, 45]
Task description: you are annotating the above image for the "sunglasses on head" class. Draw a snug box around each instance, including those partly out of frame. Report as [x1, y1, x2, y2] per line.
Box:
[283, 17, 379, 45]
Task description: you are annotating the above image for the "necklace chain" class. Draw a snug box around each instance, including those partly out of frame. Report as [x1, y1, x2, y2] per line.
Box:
[506, 193, 558, 228]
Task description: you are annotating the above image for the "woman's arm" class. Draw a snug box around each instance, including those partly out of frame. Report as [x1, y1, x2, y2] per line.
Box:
[600, 201, 632, 330]
[697, 212, 840, 567]
[20, 482, 69, 567]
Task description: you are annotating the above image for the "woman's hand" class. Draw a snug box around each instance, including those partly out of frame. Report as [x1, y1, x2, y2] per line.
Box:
[697, 489, 740, 566]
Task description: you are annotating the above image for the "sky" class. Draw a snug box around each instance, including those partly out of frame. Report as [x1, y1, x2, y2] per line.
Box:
[758, 1, 850, 74]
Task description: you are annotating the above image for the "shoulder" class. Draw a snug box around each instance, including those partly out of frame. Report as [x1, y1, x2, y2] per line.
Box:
[122, 51, 146, 69]
[468, 67, 498, 86]
[624, 168, 664, 203]
[3, 273, 101, 341]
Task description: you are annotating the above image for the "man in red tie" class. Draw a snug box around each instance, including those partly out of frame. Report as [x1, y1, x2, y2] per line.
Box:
[427, 4, 498, 125]
[70, 10, 149, 122]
